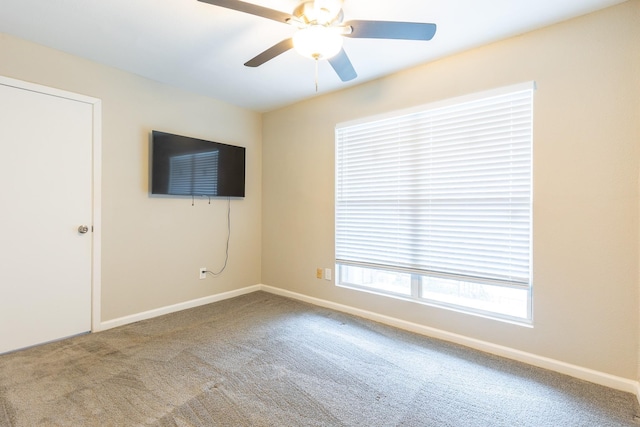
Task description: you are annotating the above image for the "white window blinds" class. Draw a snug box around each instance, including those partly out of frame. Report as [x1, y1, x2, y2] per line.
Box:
[335, 83, 533, 288]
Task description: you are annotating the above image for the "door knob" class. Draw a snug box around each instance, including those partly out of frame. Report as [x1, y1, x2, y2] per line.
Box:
[77, 225, 89, 234]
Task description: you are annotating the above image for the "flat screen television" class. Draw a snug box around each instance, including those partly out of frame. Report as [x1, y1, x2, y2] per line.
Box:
[151, 131, 245, 197]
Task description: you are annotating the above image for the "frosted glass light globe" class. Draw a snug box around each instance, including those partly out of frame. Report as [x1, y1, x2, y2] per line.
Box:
[293, 25, 343, 60]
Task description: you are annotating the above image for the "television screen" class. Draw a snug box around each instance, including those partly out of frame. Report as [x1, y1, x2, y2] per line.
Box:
[151, 131, 245, 197]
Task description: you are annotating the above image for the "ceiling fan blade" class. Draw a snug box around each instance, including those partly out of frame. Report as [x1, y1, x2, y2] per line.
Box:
[344, 20, 437, 41]
[197, 0, 293, 24]
[244, 38, 294, 67]
[328, 48, 357, 82]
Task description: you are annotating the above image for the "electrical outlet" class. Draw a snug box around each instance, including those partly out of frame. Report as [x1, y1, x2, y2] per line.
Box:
[316, 268, 323, 279]
[199, 267, 207, 279]
[325, 268, 332, 281]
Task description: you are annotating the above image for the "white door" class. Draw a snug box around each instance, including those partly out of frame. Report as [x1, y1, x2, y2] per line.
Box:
[0, 80, 94, 354]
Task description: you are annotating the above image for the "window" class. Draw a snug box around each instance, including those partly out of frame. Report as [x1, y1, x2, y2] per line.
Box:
[335, 82, 534, 323]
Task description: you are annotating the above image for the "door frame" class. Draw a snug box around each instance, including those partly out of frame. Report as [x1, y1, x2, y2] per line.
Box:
[0, 75, 102, 332]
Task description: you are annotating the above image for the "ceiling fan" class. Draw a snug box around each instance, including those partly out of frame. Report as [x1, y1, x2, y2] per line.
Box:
[197, 0, 437, 83]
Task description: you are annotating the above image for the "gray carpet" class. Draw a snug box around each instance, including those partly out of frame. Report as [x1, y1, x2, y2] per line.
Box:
[0, 291, 637, 426]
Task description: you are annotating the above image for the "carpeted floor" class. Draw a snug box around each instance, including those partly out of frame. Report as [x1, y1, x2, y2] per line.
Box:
[0, 291, 638, 426]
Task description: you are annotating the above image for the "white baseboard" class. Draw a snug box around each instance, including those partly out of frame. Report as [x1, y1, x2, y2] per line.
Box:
[259, 285, 640, 399]
[95, 283, 639, 402]
[96, 285, 261, 332]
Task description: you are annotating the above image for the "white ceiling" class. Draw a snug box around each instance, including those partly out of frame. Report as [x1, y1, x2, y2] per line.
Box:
[0, 0, 627, 112]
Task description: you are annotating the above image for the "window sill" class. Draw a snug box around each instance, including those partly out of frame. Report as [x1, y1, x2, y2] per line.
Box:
[337, 281, 533, 328]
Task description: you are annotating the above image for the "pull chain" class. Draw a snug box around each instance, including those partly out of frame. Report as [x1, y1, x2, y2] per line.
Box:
[311, 53, 321, 92]
[314, 57, 319, 92]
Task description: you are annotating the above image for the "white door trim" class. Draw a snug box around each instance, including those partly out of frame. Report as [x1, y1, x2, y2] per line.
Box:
[0, 75, 102, 332]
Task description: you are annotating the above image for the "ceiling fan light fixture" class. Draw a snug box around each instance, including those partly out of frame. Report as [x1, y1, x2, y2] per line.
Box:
[293, 25, 343, 60]
[198, 0, 437, 83]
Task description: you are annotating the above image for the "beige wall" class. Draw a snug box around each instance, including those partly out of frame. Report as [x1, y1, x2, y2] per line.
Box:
[0, 33, 262, 322]
[262, 2, 640, 379]
[1, 1, 638, 381]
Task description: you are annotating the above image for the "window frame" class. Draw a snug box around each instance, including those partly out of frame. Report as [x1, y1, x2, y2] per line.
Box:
[335, 82, 535, 324]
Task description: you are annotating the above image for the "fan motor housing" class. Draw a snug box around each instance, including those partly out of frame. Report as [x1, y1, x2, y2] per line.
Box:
[293, 1, 344, 25]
